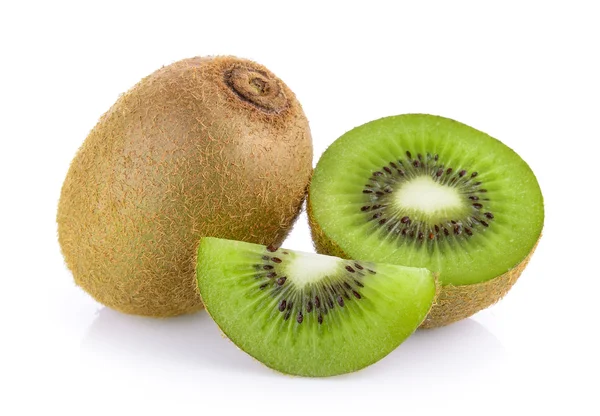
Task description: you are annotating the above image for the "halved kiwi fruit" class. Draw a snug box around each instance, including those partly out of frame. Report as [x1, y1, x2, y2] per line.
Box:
[308, 114, 543, 328]
[196, 237, 436, 377]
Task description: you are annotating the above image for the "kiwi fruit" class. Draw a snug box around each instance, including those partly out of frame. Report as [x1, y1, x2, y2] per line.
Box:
[57, 56, 312, 317]
[308, 114, 543, 328]
[196, 237, 436, 377]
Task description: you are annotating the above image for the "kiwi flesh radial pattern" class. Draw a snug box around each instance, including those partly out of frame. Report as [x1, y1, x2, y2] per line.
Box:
[308, 114, 544, 328]
[57, 56, 312, 317]
[196, 237, 436, 377]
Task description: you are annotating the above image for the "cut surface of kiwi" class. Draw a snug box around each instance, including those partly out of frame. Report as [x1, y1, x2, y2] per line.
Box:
[196, 237, 436, 377]
[308, 114, 543, 327]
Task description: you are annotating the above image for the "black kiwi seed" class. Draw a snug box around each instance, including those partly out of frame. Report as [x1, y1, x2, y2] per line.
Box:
[306, 301, 313, 313]
[297, 311, 303, 324]
[383, 167, 392, 174]
[315, 296, 320, 308]
[361, 206, 370, 211]
[284, 310, 291, 320]
[354, 280, 364, 287]
[276, 277, 287, 286]
[485, 212, 494, 219]
[406, 151, 412, 159]
[472, 203, 483, 209]
[352, 291, 361, 299]
[279, 300, 287, 311]
[318, 314, 323, 324]
[263, 265, 274, 270]
[259, 283, 269, 289]
[327, 297, 334, 309]
[354, 263, 363, 270]
[271, 257, 282, 263]
[267, 245, 277, 252]
[337, 295, 344, 307]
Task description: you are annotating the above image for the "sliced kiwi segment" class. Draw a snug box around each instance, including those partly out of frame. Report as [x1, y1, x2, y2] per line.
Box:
[196, 237, 436, 377]
[309, 114, 544, 287]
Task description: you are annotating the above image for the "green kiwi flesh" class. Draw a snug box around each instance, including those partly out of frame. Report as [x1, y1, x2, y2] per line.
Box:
[57, 56, 312, 317]
[308, 114, 543, 327]
[196, 237, 436, 377]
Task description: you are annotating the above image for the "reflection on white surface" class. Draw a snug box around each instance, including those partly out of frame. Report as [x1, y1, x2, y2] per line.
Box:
[81, 308, 505, 380]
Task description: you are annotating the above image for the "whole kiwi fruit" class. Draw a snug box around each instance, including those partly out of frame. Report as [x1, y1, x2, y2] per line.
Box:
[57, 56, 313, 317]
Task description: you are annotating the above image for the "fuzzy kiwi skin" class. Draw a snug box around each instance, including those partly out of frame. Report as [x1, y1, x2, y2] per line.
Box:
[307, 197, 539, 328]
[57, 56, 313, 317]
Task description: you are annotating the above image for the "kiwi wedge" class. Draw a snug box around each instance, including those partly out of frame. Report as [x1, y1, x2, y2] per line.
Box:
[196, 237, 436, 377]
[308, 114, 543, 328]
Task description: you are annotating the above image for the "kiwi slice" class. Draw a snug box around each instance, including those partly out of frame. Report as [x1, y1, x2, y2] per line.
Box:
[196, 237, 436, 377]
[308, 114, 543, 328]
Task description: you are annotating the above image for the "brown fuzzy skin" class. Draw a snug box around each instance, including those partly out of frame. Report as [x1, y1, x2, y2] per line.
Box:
[307, 197, 539, 328]
[57, 56, 313, 317]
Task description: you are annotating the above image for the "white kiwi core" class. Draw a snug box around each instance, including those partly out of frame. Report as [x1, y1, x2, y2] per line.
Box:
[286, 251, 343, 288]
[393, 176, 465, 220]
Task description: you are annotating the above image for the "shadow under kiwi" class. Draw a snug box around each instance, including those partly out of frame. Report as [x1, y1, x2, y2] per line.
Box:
[80, 307, 270, 375]
[81, 308, 504, 380]
[357, 318, 507, 380]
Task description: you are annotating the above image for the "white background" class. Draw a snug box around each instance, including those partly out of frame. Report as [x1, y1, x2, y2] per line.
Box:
[1, 1, 598, 415]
